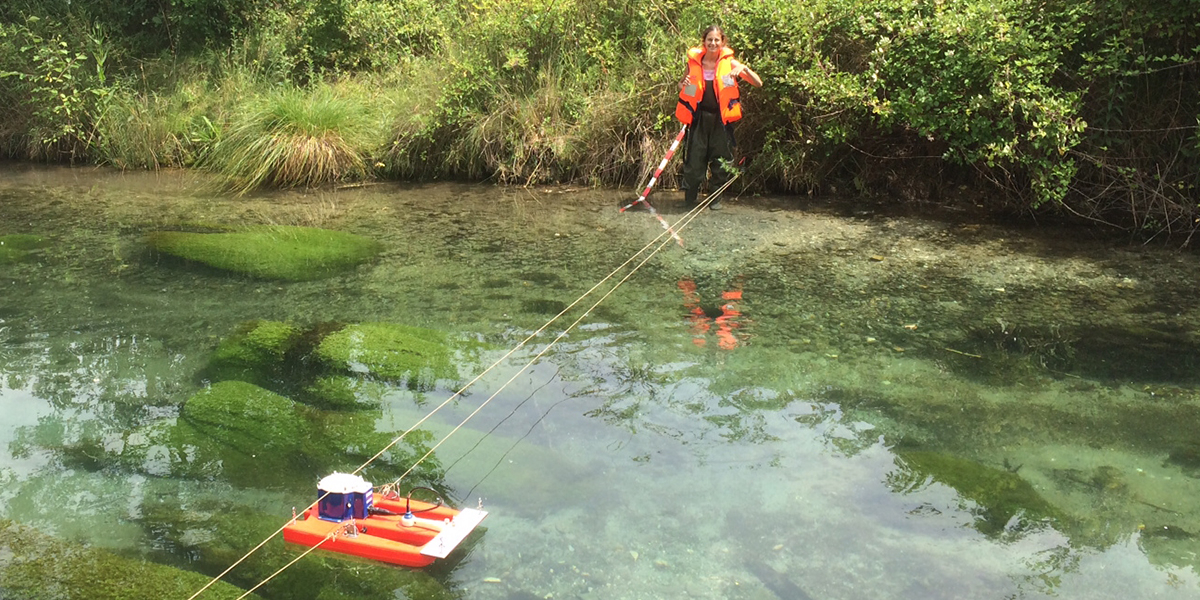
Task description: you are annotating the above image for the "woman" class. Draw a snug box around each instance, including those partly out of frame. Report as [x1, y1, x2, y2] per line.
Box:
[676, 26, 762, 210]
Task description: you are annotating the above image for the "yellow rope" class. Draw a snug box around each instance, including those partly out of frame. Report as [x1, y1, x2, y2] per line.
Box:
[189, 176, 738, 598]
[390, 173, 740, 484]
[233, 527, 340, 600]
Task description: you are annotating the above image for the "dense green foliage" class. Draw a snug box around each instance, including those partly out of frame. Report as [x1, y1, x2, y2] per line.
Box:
[1, 0, 1197, 238]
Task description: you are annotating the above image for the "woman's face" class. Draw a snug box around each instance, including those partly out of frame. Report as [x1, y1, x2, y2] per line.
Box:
[703, 30, 725, 54]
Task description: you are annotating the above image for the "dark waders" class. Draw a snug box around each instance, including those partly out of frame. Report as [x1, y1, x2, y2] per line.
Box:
[682, 111, 736, 208]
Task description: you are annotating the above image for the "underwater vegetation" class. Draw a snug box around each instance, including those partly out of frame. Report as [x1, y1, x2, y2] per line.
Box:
[202, 320, 304, 388]
[888, 450, 1062, 538]
[167, 379, 442, 489]
[314, 322, 459, 390]
[202, 319, 466, 407]
[0, 233, 47, 263]
[146, 225, 382, 280]
[0, 519, 261, 600]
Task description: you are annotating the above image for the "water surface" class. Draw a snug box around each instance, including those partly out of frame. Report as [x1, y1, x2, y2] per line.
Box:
[1, 165, 1198, 599]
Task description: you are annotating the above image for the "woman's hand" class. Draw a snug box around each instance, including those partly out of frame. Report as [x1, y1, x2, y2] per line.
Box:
[730, 60, 763, 87]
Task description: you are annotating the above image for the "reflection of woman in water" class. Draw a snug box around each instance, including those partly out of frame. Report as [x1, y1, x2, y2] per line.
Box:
[678, 278, 744, 349]
[676, 26, 763, 210]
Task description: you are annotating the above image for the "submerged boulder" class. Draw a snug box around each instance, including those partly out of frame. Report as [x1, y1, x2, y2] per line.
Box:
[146, 225, 381, 280]
[891, 450, 1061, 537]
[181, 380, 307, 453]
[315, 322, 458, 390]
[202, 320, 302, 387]
[171, 380, 439, 488]
[0, 519, 260, 600]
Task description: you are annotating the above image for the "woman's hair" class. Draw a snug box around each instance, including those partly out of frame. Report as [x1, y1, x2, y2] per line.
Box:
[701, 25, 725, 42]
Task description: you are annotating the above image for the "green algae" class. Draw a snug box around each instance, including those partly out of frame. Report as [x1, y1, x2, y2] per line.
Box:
[146, 225, 381, 280]
[202, 320, 303, 387]
[182, 380, 307, 449]
[198, 319, 463, 406]
[0, 234, 47, 263]
[891, 450, 1062, 537]
[305, 375, 388, 409]
[315, 323, 457, 390]
[0, 519, 261, 600]
[167, 380, 440, 488]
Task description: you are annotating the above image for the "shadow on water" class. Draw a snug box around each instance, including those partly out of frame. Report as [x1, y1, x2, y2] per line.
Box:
[944, 321, 1200, 386]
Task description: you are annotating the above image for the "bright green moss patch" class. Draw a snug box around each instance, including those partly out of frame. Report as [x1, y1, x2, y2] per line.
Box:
[181, 380, 306, 450]
[0, 519, 260, 600]
[203, 320, 302, 386]
[146, 225, 381, 280]
[0, 234, 47, 263]
[892, 450, 1061, 536]
[315, 323, 457, 389]
[305, 375, 388, 409]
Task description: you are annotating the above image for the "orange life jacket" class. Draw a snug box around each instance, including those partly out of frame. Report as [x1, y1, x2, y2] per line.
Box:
[676, 46, 742, 125]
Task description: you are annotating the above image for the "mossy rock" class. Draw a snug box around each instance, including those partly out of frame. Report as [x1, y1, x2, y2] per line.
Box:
[892, 450, 1062, 537]
[146, 225, 381, 280]
[181, 380, 307, 453]
[315, 323, 457, 389]
[305, 375, 388, 409]
[171, 381, 442, 488]
[0, 234, 47, 264]
[311, 412, 441, 485]
[202, 320, 302, 386]
[0, 519, 261, 600]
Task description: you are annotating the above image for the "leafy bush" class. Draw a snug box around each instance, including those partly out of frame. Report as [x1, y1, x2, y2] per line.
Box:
[2, 0, 1197, 238]
[0, 16, 114, 160]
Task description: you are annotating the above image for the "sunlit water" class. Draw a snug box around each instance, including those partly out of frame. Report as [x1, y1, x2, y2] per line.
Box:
[2, 164, 1199, 599]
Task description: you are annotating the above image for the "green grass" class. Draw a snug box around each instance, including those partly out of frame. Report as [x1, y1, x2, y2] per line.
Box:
[202, 86, 385, 194]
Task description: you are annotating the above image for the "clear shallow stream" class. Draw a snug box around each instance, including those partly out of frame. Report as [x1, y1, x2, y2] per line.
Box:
[1, 164, 1199, 599]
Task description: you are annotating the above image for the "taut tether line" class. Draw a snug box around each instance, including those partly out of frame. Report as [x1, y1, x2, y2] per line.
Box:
[189, 174, 738, 599]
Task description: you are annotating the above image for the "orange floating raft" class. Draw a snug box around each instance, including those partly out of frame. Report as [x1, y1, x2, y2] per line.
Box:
[282, 473, 487, 568]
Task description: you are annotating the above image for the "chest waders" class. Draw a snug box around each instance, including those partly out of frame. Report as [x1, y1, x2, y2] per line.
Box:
[682, 111, 735, 208]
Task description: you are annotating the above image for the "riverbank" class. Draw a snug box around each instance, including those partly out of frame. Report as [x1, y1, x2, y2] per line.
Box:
[3, 0, 1197, 238]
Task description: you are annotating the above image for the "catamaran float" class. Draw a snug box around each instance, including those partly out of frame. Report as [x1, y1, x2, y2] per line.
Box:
[282, 472, 487, 568]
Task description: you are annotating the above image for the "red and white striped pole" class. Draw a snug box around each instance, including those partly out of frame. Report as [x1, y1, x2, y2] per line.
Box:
[620, 125, 687, 246]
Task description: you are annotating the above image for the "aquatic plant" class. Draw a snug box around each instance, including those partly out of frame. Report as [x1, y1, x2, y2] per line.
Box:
[202, 319, 302, 386]
[0, 233, 47, 263]
[305, 375, 388, 409]
[889, 450, 1062, 538]
[0, 519, 261, 600]
[181, 380, 307, 450]
[314, 322, 458, 390]
[202, 86, 382, 194]
[146, 225, 382, 280]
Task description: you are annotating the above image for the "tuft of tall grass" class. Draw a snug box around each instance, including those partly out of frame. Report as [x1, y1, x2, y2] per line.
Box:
[464, 68, 576, 185]
[203, 86, 383, 194]
[94, 86, 209, 169]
